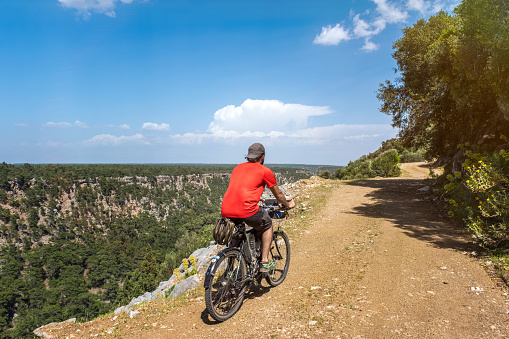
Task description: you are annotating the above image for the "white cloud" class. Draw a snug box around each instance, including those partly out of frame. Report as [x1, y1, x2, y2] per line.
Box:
[84, 133, 148, 146]
[208, 99, 331, 136]
[43, 121, 72, 128]
[292, 123, 394, 143]
[167, 99, 395, 150]
[74, 120, 88, 128]
[373, 0, 408, 24]
[406, 0, 461, 15]
[313, 24, 351, 46]
[169, 122, 394, 148]
[119, 124, 130, 130]
[142, 122, 170, 131]
[43, 120, 88, 128]
[317, 0, 459, 51]
[353, 15, 375, 38]
[362, 39, 380, 51]
[58, 0, 146, 18]
[406, 0, 429, 13]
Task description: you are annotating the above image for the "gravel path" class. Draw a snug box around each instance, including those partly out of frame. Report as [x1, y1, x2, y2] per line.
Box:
[39, 163, 509, 338]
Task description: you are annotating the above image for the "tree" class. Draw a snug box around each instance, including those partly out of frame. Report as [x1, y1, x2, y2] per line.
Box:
[318, 170, 331, 179]
[377, 1, 509, 169]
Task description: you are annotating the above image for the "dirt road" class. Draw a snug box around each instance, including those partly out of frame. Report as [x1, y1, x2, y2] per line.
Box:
[41, 163, 509, 338]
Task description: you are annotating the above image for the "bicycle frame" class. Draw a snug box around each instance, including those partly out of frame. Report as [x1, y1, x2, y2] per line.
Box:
[204, 202, 291, 321]
[204, 222, 259, 289]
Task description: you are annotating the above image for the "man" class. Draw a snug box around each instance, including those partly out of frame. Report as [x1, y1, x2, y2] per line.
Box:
[221, 143, 295, 273]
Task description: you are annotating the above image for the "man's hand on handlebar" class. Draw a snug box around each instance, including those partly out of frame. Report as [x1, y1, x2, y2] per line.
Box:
[269, 184, 295, 210]
[285, 199, 295, 210]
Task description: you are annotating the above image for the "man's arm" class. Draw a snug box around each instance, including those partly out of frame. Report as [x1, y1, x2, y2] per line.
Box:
[269, 185, 295, 209]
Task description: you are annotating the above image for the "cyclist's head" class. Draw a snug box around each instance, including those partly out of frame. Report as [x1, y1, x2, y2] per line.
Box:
[246, 143, 265, 163]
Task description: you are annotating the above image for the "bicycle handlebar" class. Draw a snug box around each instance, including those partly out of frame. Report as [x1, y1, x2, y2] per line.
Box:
[262, 198, 292, 210]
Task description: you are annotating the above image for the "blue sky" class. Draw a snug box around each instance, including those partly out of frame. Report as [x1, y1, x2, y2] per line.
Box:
[0, 0, 460, 165]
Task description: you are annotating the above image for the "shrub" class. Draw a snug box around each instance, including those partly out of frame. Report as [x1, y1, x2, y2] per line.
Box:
[318, 170, 331, 179]
[335, 150, 402, 180]
[371, 150, 401, 177]
[441, 142, 508, 247]
[399, 149, 426, 163]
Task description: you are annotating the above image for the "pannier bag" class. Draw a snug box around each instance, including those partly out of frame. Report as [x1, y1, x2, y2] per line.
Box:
[213, 217, 235, 245]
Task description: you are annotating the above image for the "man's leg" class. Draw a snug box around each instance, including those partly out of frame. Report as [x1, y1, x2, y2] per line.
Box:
[243, 207, 274, 272]
[260, 225, 273, 263]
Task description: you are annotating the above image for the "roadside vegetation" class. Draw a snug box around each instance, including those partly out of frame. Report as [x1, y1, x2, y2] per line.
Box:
[375, 0, 509, 284]
[318, 138, 425, 180]
[439, 142, 509, 284]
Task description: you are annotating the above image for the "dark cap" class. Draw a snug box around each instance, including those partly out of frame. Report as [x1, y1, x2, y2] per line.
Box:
[246, 143, 265, 159]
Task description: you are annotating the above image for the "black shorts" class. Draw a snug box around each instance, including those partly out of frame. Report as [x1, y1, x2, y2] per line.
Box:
[231, 207, 272, 233]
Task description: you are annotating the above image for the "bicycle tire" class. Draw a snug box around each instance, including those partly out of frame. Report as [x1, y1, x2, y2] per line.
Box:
[265, 230, 290, 286]
[204, 248, 247, 322]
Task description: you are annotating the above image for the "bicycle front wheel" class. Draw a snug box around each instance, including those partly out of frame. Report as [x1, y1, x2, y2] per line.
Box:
[204, 249, 247, 322]
[265, 230, 290, 286]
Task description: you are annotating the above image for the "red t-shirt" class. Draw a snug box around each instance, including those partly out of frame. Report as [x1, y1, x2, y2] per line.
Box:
[221, 162, 277, 218]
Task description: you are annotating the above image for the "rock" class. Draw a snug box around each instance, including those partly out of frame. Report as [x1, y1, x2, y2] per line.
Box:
[33, 328, 52, 339]
[114, 305, 126, 315]
[168, 275, 201, 298]
[418, 186, 430, 192]
[128, 292, 152, 308]
[33, 319, 75, 338]
[191, 244, 223, 273]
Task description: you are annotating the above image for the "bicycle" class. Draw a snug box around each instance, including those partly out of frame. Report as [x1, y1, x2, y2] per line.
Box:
[204, 199, 291, 322]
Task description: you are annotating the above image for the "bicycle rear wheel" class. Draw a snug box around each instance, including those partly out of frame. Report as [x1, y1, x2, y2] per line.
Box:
[265, 230, 290, 286]
[204, 249, 247, 322]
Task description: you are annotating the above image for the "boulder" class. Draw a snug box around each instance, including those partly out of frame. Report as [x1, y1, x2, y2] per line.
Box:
[168, 275, 201, 298]
[112, 243, 223, 315]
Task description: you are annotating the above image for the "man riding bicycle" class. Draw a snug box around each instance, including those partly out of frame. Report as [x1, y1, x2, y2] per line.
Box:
[221, 143, 295, 273]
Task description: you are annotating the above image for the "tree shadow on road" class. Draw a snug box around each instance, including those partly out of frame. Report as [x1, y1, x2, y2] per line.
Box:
[345, 178, 478, 253]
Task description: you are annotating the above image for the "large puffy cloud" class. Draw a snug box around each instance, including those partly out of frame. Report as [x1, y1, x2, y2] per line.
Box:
[208, 99, 331, 136]
[58, 0, 145, 18]
[169, 99, 395, 147]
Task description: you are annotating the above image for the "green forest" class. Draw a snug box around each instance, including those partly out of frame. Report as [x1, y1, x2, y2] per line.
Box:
[0, 163, 312, 337]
